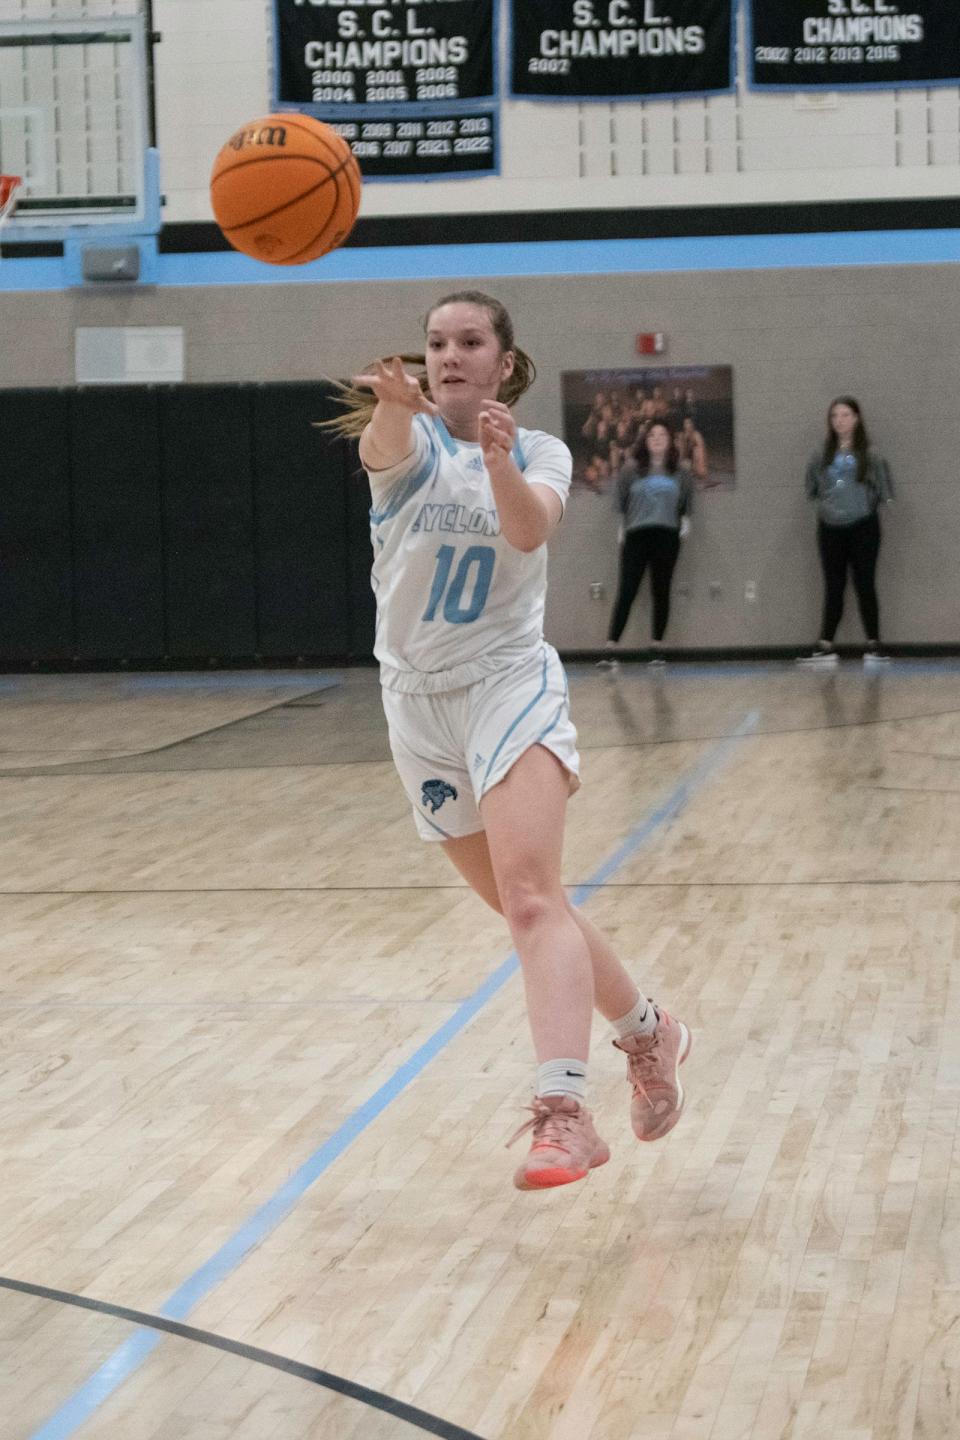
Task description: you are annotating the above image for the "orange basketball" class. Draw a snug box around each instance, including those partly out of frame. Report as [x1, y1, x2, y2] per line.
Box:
[210, 114, 361, 266]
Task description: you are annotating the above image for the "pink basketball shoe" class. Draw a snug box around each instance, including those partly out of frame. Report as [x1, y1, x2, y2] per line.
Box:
[509, 1094, 610, 1190]
[613, 1005, 691, 1142]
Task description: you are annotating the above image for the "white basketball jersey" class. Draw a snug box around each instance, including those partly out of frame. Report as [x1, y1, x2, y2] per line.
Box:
[366, 415, 572, 693]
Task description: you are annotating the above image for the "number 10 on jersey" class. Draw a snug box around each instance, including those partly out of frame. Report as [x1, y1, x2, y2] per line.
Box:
[422, 545, 495, 625]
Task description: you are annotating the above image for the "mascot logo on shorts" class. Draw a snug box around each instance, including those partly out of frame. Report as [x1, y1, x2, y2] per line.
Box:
[421, 778, 458, 813]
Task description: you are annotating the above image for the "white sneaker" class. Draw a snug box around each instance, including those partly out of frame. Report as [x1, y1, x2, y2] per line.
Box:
[796, 651, 838, 669]
[863, 652, 891, 669]
[596, 657, 620, 676]
[647, 657, 666, 668]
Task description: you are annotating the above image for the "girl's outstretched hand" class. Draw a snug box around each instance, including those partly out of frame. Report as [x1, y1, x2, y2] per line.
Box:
[479, 400, 516, 464]
[352, 356, 438, 416]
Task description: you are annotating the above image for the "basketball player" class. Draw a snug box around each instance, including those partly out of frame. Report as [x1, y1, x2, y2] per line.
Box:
[327, 292, 691, 1190]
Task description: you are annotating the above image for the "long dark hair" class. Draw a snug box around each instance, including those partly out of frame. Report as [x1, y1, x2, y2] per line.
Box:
[634, 420, 680, 476]
[822, 395, 869, 483]
[318, 290, 536, 438]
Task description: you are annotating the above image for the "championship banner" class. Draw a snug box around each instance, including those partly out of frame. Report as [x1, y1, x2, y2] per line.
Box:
[510, 0, 734, 101]
[329, 112, 497, 178]
[749, 1, 960, 90]
[274, 0, 495, 111]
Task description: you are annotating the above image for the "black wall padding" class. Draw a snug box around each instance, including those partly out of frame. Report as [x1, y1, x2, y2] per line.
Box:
[252, 383, 356, 656]
[161, 386, 257, 657]
[0, 382, 378, 666]
[71, 388, 165, 658]
[0, 389, 73, 659]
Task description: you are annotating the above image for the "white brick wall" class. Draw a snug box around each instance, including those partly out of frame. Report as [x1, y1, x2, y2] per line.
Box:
[2, 0, 960, 224]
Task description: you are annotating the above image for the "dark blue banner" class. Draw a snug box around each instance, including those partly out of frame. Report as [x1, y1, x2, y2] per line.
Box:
[510, 0, 734, 102]
[749, 1, 960, 90]
[274, 0, 495, 111]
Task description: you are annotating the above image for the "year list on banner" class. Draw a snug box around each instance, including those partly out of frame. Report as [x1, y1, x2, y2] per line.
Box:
[330, 112, 497, 178]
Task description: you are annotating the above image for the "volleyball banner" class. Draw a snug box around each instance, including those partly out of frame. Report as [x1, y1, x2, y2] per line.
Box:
[273, 0, 495, 112]
[749, 2, 960, 90]
[509, 0, 734, 101]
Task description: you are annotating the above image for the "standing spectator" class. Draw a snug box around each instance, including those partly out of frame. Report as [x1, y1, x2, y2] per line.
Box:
[799, 396, 894, 668]
[598, 421, 693, 671]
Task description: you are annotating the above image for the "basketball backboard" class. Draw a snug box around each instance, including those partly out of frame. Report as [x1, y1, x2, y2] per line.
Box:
[0, 14, 159, 244]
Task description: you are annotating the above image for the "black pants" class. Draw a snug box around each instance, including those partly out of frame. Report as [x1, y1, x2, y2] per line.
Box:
[817, 512, 881, 643]
[608, 525, 681, 644]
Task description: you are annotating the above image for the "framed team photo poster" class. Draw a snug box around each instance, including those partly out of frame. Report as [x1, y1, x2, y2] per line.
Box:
[561, 365, 736, 494]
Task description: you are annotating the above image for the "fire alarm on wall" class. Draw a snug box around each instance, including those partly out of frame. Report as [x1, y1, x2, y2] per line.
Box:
[636, 333, 665, 354]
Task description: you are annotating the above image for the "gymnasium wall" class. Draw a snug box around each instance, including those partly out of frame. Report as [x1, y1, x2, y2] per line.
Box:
[3, 260, 957, 654]
[3, 1, 960, 656]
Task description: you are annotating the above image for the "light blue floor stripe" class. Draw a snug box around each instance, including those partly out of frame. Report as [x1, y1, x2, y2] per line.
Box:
[571, 709, 758, 898]
[5, 229, 960, 291]
[29, 708, 758, 1440]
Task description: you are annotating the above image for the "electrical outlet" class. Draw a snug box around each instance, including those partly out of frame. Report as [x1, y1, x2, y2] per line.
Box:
[589, 582, 605, 600]
[744, 581, 757, 603]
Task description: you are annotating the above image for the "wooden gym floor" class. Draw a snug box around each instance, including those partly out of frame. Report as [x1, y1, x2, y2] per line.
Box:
[2, 660, 959, 1440]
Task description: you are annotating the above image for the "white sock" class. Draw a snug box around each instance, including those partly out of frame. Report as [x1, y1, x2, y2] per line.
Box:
[611, 995, 657, 1039]
[536, 1059, 587, 1102]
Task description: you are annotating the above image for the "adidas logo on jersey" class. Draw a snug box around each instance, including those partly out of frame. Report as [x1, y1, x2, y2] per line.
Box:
[466, 455, 485, 473]
[473, 753, 486, 769]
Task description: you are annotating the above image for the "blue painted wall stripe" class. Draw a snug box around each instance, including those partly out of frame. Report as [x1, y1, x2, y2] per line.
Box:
[4, 230, 960, 292]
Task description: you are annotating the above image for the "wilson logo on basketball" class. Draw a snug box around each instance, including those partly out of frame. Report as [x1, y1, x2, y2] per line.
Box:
[228, 125, 287, 151]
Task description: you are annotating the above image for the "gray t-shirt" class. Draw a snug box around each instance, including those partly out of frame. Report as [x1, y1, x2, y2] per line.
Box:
[805, 448, 894, 527]
[616, 462, 692, 532]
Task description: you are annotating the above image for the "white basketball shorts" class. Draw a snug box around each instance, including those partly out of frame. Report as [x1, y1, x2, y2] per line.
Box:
[381, 642, 581, 841]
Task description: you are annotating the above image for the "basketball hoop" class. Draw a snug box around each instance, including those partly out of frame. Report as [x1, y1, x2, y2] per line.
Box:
[0, 174, 21, 233]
